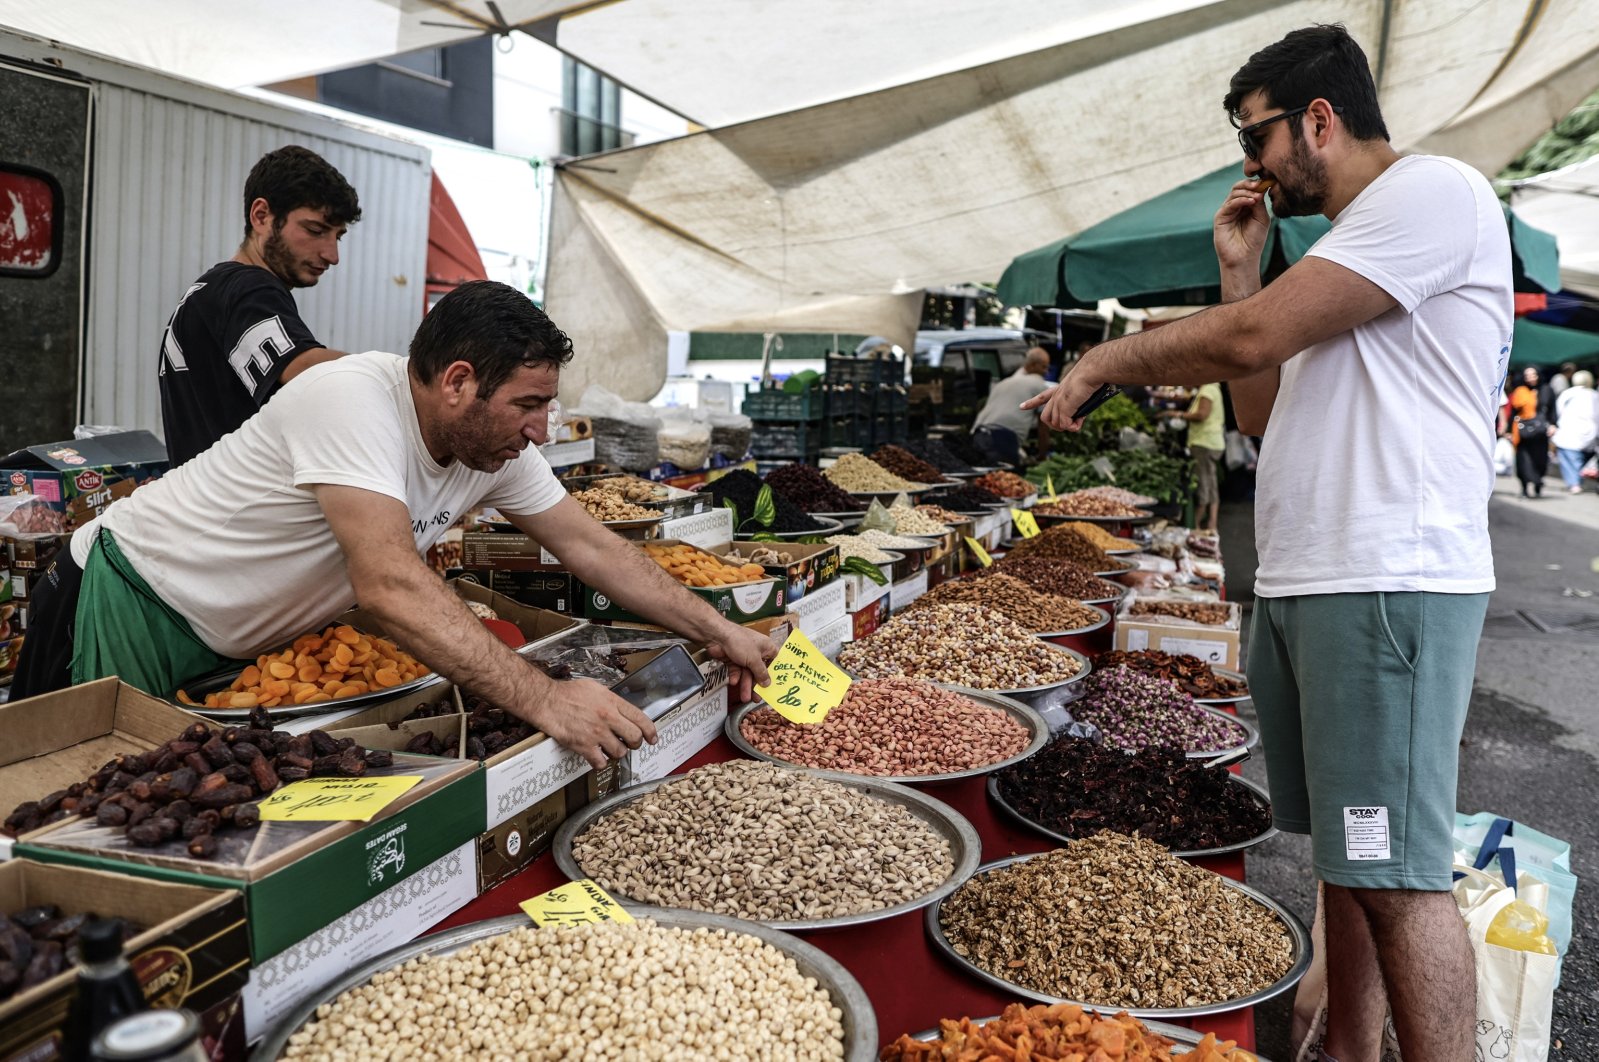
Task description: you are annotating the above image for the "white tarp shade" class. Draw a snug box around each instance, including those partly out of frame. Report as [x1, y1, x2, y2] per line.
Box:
[1510, 157, 1599, 298]
[545, 0, 1599, 397]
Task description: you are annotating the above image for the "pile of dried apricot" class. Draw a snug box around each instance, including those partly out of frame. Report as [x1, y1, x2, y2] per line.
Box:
[178, 625, 429, 709]
[643, 542, 767, 588]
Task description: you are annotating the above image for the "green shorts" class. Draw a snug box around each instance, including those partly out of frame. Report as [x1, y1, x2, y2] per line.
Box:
[1247, 591, 1488, 890]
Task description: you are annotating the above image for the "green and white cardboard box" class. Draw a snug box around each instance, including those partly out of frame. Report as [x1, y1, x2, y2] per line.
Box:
[241, 839, 478, 1040]
[581, 540, 784, 623]
[811, 615, 853, 662]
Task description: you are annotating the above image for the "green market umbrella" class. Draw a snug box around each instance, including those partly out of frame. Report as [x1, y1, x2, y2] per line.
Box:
[999, 164, 1559, 309]
[1510, 317, 1599, 371]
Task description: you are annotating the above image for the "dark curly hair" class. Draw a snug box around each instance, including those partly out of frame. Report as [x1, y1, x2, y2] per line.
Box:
[409, 281, 575, 399]
[1224, 24, 1389, 143]
[241, 145, 362, 239]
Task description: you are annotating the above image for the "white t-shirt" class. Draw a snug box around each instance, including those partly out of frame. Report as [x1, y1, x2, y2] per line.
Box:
[1254, 155, 1510, 598]
[974, 369, 1051, 436]
[1552, 386, 1599, 452]
[74, 352, 566, 657]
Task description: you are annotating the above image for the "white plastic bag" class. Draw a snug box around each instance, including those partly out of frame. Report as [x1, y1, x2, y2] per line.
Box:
[1458, 866, 1557, 1062]
[657, 409, 712, 471]
[1494, 436, 1515, 476]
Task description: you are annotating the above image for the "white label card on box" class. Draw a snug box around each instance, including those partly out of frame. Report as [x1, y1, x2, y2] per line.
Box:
[1343, 806, 1391, 861]
[1124, 629, 1150, 651]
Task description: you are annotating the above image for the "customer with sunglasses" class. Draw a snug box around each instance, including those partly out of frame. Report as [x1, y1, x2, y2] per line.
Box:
[1024, 24, 1510, 1062]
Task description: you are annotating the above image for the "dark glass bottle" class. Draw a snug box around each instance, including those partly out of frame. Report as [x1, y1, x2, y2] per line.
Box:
[64, 919, 146, 1062]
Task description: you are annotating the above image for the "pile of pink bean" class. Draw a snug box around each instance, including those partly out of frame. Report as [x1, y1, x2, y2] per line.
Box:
[738, 676, 1032, 776]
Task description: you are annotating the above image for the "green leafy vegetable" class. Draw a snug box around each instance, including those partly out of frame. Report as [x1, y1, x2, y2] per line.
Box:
[841, 556, 889, 585]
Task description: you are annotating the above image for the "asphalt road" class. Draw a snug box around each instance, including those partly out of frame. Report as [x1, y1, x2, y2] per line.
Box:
[1222, 473, 1598, 1059]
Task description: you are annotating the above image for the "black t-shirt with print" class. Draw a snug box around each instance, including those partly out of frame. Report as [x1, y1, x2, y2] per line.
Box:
[157, 261, 321, 466]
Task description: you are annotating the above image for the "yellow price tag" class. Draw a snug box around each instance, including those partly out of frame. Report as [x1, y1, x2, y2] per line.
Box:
[1045, 473, 1059, 502]
[256, 775, 423, 823]
[756, 629, 851, 724]
[520, 878, 635, 928]
[1012, 508, 1042, 538]
[964, 536, 993, 567]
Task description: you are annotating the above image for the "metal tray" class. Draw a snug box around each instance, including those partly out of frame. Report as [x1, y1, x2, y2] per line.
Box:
[986, 770, 1279, 858]
[1081, 584, 1129, 608]
[255, 910, 878, 1062]
[907, 1015, 1274, 1058]
[1071, 701, 1257, 763]
[1059, 509, 1158, 526]
[553, 769, 981, 932]
[1192, 666, 1252, 706]
[769, 515, 844, 540]
[171, 659, 445, 722]
[1034, 605, 1112, 640]
[847, 487, 937, 503]
[724, 684, 1050, 784]
[925, 852, 1312, 1019]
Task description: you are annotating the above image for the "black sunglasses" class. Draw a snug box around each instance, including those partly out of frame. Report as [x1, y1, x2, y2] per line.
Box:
[1236, 104, 1342, 160]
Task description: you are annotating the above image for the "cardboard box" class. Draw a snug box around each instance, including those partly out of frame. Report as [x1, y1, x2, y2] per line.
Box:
[842, 559, 894, 611]
[0, 859, 250, 1062]
[582, 541, 783, 624]
[850, 597, 890, 641]
[810, 615, 853, 661]
[458, 568, 586, 615]
[787, 576, 846, 639]
[618, 668, 730, 789]
[890, 569, 930, 611]
[241, 839, 478, 1041]
[4, 534, 68, 571]
[460, 530, 566, 572]
[1, 431, 169, 532]
[448, 579, 585, 652]
[721, 539, 839, 604]
[477, 773, 607, 893]
[1113, 598, 1242, 669]
[9, 680, 485, 963]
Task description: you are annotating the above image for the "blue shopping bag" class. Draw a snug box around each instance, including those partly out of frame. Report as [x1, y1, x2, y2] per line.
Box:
[1455, 812, 1578, 984]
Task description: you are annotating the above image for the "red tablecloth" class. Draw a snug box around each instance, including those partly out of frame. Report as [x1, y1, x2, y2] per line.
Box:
[431, 735, 1257, 1052]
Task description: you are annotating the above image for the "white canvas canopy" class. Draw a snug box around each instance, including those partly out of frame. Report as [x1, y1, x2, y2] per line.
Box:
[4, 1, 1598, 397]
[1509, 156, 1599, 298]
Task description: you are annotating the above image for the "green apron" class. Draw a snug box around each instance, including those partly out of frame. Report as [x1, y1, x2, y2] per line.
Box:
[70, 529, 235, 697]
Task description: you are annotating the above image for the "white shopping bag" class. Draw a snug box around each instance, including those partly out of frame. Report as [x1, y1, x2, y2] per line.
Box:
[1456, 866, 1557, 1062]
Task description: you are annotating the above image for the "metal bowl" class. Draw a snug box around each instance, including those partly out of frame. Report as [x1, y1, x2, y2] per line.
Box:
[553, 770, 981, 932]
[1081, 584, 1129, 608]
[1061, 509, 1159, 526]
[769, 515, 844, 540]
[171, 659, 444, 722]
[596, 514, 665, 534]
[1070, 701, 1257, 763]
[906, 1015, 1275, 1058]
[724, 684, 1050, 784]
[925, 852, 1312, 1019]
[1034, 605, 1111, 641]
[986, 771, 1279, 859]
[812, 509, 868, 526]
[255, 910, 878, 1062]
[846, 486, 938, 503]
[1192, 666, 1252, 706]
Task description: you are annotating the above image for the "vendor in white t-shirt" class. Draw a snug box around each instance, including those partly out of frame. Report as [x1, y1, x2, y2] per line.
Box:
[12, 282, 777, 769]
[1023, 26, 1508, 1062]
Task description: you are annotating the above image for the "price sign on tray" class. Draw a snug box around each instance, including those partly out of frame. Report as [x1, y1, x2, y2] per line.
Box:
[257, 776, 423, 822]
[756, 629, 851, 724]
[1011, 508, 1042, 538]
[964, 536, 993, 567]
[521, 879, 635, 928]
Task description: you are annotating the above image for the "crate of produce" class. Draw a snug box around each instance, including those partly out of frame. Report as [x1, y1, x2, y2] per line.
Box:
[742, 387, 820, 422]
[825, 355, 904, 386]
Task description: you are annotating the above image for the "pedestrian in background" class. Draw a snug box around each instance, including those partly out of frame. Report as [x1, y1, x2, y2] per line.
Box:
[1549, 360, 1577, 397]
[1178, 381, 1225, 530]
[1553, 369, 1599, 494]
[1502, 366, 1553, 498]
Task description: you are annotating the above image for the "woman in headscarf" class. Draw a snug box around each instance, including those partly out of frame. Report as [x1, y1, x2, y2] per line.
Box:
[1553, 369, 1599, 494]
[1501, 367, 1554, 498]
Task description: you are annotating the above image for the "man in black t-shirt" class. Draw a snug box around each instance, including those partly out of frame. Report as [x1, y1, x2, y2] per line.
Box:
[158, 146, 362, 465]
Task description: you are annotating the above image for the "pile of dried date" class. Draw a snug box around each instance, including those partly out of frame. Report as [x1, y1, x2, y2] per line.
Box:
[397, 693, 533, 760]
[2, 708, 393, 859]
[0, 908, 137, 1001]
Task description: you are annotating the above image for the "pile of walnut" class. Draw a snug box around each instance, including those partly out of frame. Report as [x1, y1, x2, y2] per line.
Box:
[1, 709, 394, 860]
[0, 908, 137, 1002]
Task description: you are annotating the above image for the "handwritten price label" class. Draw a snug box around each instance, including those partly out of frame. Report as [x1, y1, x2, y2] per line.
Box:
[1045, 473, 1059, 502]
[1011, 508, 1042, 539]
[964, 536, 994, 567]
[520, 878, 635, 928]
[257, 775, 423, 822]
[756, 629, 851, 724]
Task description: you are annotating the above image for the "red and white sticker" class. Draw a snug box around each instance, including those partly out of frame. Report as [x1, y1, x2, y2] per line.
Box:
[1343, 806, 1391, 861]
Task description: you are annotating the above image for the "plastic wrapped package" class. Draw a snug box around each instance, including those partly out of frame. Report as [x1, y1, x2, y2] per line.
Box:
[657, 410, 712, 471]
[708, 410, 753, 459]
[574, 386, 662, 471]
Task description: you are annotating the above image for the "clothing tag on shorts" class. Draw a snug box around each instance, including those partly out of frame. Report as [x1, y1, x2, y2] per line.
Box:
[1343, 806, 1391, 861]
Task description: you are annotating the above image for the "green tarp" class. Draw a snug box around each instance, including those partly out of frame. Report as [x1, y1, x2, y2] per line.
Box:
[1510, 318, 1599, 371]
[999, 164, 1561, 310]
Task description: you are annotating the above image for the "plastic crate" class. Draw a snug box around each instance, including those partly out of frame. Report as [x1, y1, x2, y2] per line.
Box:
[742, 387, 820, 422]
[825, 355, 905, 386]
[751, 420, 821, 458]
